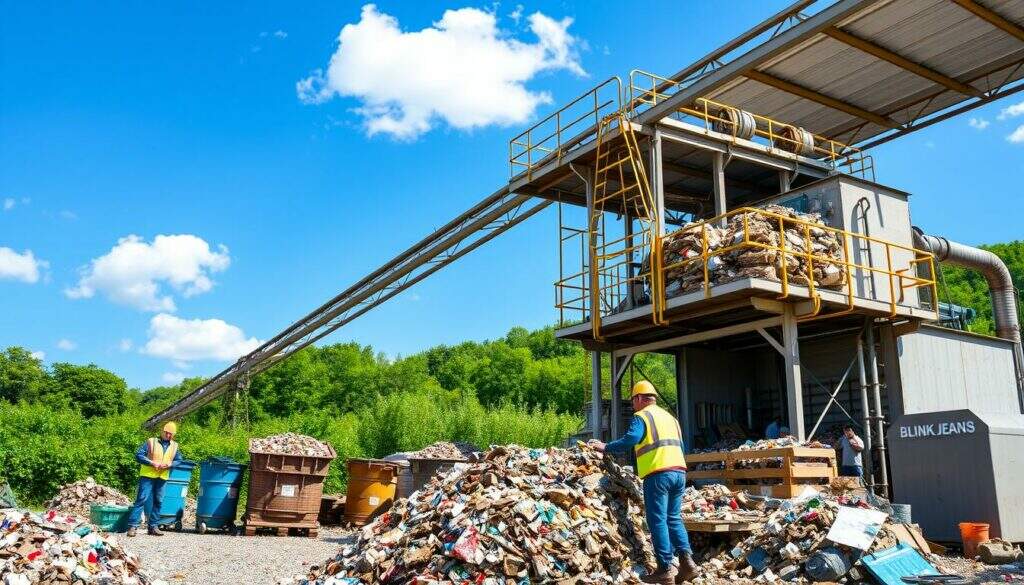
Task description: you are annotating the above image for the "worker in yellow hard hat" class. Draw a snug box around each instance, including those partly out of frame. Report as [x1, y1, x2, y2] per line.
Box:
[126, 421, 182, 537]
[590, 381, 698, 584]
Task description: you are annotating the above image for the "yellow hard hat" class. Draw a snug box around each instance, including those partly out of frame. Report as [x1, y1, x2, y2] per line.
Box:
[162, 422, 178, 436]
[630, 380, 658, 399]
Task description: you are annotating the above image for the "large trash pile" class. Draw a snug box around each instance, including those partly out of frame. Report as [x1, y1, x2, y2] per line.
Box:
[301, 444, 656, 584]
[694, 490, 897, 583]
[250, 433, 333, 457]
[43, 477, 132, 520]
[0, 509, 160, 584]
[408, 441, 479, 460]
[662, 204, 846, 296]
[681, 484, 765, 524]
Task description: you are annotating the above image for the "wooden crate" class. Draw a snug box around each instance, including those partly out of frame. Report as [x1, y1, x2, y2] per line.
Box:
[726, 446, 837, 498]
[685, 451, 730, 482]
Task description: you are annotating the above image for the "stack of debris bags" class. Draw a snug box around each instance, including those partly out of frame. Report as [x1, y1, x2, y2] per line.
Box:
[0, 509, 161, 584]
[43, 477, 131, 521]
[408, 441, 479, 460]
[301, 444, 657, 584]
[693, 490, 900, 583]
[662, 204, 846, 297]
[250, 432, 333, 457]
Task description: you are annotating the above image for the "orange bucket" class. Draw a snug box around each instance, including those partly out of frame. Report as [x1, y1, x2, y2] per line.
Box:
[958, 522, 990, 558]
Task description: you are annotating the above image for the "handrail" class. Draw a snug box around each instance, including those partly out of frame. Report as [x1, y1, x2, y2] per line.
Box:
[628, 70, 876, 181]
[509, 77, 622, 180]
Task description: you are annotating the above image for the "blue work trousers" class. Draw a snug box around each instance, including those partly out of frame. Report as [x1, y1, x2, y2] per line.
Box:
[127, 476, 166, 528]
[643, 469, 692, 569]
[840, 464, 863, 478]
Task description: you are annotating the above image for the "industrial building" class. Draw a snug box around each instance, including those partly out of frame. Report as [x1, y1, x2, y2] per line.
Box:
[150, 0, 1024, 543]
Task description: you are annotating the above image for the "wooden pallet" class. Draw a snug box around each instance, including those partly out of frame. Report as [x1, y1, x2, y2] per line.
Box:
[242, 518, 319, 538]
[686, 446, 837, 498]
[685, 451, 730, 482]
[684, 519, 763, 533]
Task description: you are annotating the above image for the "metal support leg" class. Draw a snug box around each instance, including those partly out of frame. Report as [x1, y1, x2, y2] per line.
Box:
[712, 151, 728, 227]
[782, 305, 805, 441]
[856, 330, 874, 487]
[610, 352, 623, 438]
[675, 350, 692, 450]
[591, 351, 603, 440]
[866, 323, 889, 496]
[652, 129, 666, 238]
[778, 170, 791, 193]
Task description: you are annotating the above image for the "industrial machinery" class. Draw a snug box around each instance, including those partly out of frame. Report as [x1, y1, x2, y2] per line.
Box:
[149, 0, 1024, 540]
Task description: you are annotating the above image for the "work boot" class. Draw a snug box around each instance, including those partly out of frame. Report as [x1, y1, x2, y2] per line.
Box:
[642, 565, 678, 585]
[126, 527, 137, 538]
[676, 553, 700, 583]
[147, 526, 164, 536]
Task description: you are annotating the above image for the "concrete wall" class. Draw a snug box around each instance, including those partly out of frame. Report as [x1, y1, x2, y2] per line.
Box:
[897, 325, 1020, 416]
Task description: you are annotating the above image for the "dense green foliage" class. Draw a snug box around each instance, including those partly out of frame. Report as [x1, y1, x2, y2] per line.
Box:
[938, 241, 1024, 335]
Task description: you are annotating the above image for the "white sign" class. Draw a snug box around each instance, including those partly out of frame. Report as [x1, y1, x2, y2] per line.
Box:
[826, 506, 889, 550]
[898, 420, 975, 439]
[280, 485, 297, 497]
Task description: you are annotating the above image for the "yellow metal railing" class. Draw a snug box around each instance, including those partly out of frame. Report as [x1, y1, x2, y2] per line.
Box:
[509, 77, 622, 181]
[628, 70, 876, 181]
[657, 207, 938, 322]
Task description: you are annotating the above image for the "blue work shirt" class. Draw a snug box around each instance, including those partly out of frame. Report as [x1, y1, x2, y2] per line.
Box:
[765, 421, 780, 439]
[605, 415, 647, 454]
[134, 439, 183, 467]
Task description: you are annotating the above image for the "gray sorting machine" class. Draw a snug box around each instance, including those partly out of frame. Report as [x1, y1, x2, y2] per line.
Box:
[886, 326, 1024, 542]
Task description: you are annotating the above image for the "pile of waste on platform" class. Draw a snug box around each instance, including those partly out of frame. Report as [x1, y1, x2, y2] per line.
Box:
[0, 509, 160, 584]
[692, 488, 906, 583]
[690, 436, 835, 473]
[408, 441, 480, 460]
[250, 433, 333, 457]
[42, 477, 131, 520]
[661, 204, 846, 296]
[681, 484, 766, 524]
[300, 444, 656, 584]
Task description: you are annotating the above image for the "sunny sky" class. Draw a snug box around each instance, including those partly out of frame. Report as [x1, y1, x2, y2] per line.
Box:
[2, 1, 1022, 390]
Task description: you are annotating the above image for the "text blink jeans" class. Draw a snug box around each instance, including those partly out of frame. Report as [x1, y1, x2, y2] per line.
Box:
[642, 469, 692, 570]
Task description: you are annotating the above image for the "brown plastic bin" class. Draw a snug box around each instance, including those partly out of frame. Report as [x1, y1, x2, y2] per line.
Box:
[244, 445, 336, 534]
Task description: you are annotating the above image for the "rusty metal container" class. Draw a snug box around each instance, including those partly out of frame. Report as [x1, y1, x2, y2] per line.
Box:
[244, 445, 336, 532]
[408, 457, 464, 494]
[344, 459, 400, 526]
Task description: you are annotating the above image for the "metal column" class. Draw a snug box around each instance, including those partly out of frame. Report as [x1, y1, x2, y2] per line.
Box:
[865, 322, 889, 496]
[610, 353, 623, 438]
[856, 332, 874, 486]
[712, 151, 728, 226]
[675, 350, 693, 449]
[782, 305, 806, 441]
[778, 170, 791, 193]
[591, 351, 603, 440]
[651, 129, 666, 237]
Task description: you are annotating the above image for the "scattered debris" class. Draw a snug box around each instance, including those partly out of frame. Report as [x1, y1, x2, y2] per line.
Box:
[300, 444, 656, 584]
[978, 539, 1024, 565]
[43, 477, 131, 520]
[250, 433, 333, 457]
[407, 441, 479, 460]
[0, 508, 161, 584]
[661, 204, 847, 297]
[681, 484, 766, 524]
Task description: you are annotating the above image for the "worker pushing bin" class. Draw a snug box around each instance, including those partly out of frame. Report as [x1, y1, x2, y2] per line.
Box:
[196, 457, 246, 534]
[155, 460, 195, 531]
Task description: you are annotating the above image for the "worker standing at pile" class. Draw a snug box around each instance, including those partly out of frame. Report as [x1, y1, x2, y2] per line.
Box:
[839, 425, 865, 478]
[126, 422, 182, 537]
[591, 381, 699, 585]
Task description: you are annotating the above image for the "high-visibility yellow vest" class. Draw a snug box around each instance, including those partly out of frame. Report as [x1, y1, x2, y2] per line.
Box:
[634, 404, 687, 479]
[139, 438, 178, 480]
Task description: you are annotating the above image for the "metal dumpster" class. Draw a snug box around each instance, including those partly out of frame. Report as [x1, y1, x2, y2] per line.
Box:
[243, 445, 336, 536]
[344, 459, 400, 526]
[196, 457, 246, 534]
[156, 460, 195, 530]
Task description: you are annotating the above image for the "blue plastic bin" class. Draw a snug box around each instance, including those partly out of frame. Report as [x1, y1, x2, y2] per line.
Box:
[196, 457, 246, 534]
[156, 460, 195, 530]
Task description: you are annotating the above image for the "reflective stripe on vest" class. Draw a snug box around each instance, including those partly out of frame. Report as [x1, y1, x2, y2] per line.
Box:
[139, 438, 178, 480]
[633, 404, 686, 479]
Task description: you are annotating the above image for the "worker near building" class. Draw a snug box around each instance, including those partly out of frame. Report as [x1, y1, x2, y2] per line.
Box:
[590, 381, 699, 585]
[839, 424, 864, 477]
[126, 422, 182, 537]
[765, 417, 782, 439]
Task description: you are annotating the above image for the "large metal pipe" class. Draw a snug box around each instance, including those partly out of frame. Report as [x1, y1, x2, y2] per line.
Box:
[865, 323, 888, 497]
[913, 228, 1024, 404]
[856, 330, 874, 488]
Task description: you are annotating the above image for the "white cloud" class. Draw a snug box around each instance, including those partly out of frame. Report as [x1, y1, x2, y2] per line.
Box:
[274, 30, 288, 39]
[297, 4, 585, 140]
[1008, 124, 1024, 144]
[0, 248, 48, 283]
[968, 117, 989, 130]
[509, 4, 523, 24]
[118, 338, 134, 352]
[65, 234, 230, 312]
[997, 101, 1024, 120]
[142, 313, 261, 362]
[30, 350, 45, 361]
[162, 371, 187, 385]
[56, 338, 77, 351]
[3, 198, 13, 211]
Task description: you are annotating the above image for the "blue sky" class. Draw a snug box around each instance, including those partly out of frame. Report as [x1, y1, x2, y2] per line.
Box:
[2, 1, 1022, 390]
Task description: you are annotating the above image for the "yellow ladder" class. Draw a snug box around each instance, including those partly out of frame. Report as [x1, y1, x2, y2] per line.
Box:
[589, 112, 667, 340]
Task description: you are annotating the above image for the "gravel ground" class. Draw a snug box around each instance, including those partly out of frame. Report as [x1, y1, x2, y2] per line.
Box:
[120, 527, 354, 585]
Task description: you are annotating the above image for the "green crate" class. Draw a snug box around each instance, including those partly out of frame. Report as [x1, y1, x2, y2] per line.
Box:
[89, 504, 130, 532]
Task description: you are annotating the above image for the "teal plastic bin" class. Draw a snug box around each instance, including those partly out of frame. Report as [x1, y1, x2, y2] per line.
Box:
[90, 504, 130, 532]
[156, 460, 196, 530]
[196, 457, 246, 534]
